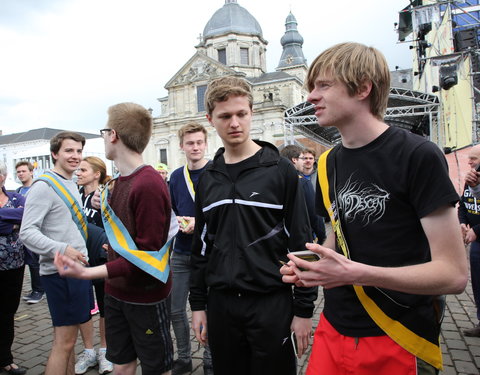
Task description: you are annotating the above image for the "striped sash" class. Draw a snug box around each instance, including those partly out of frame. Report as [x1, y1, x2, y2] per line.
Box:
[183, 165, 196, 201]
[318, 148, 442, 370]
[37, 171, 88, 241]
[100, 181, 177, 283]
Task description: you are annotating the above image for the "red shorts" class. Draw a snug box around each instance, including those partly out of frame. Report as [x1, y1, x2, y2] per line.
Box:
[307, 314, 428, 375]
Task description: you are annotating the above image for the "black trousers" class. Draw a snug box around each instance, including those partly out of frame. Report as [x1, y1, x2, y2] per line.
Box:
[0, 266, 25, 367]
[24, 249, 43, 293]
[207, 288, 297, 375]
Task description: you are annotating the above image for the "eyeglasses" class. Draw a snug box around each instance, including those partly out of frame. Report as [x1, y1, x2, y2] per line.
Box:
[100, 128, 113, 136]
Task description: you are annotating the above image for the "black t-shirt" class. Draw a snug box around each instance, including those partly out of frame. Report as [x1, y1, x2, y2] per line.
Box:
[79, 187, 103, 229]
[225, 152, 260, 181]
[316, 126, 459, 337]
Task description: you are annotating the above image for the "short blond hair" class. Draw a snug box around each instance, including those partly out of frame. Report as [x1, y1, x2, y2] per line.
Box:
[178, 122, 207, 145]
[205, 76, 253, 115]
[107, 102, 152, 153]
[306, 42, 390, 119]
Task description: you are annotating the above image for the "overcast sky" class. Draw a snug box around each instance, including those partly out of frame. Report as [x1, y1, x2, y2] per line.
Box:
[0, 0, 413, 135]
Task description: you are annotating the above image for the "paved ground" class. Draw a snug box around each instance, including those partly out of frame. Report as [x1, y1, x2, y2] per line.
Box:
[12, 270, 480, 375]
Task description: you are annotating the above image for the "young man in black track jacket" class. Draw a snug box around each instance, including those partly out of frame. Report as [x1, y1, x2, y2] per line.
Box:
[189, 76, 317, 375]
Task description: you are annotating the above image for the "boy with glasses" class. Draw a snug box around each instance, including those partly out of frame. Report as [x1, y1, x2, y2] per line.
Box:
[55, 103, 174, 375]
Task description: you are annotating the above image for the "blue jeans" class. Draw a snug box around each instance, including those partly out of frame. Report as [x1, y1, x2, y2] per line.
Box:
[470, 241, 480, 321]
[170, 252, 212, 367]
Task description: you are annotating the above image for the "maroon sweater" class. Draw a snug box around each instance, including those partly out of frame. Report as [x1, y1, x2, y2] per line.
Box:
[105, 165, 172, 303]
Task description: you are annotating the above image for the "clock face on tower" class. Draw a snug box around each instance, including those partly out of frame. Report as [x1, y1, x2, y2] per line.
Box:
[286, 55, 294, 64]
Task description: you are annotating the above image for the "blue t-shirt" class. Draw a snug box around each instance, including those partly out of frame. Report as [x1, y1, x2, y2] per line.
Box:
[16, 186, 31, 196]
[169, 163, 210, 255]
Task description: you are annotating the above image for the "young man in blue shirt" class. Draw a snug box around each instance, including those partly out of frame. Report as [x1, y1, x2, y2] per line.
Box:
[169, 122, 212, 375]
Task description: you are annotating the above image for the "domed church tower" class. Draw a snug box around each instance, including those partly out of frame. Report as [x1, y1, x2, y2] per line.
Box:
[198, 0, 268, 77]
[146, 2, 310, 170]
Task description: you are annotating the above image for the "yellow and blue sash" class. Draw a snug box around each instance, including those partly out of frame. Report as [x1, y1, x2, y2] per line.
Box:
[318, 148, 443, 370]
[37, 171, 88, 241]
[100, 181, 177, 283]
[183, 165, 195, 201]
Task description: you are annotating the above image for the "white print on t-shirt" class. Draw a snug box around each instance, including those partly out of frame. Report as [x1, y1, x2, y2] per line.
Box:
[465, 187, 480, 214]
[338, 175, 390, 226]
[84, 206, 96, 219]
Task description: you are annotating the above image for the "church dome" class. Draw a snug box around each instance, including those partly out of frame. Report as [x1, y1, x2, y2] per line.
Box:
[203, 0, 263, 39]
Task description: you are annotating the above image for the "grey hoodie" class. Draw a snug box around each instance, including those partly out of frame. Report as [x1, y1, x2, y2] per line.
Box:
[20, 176, 88, 276]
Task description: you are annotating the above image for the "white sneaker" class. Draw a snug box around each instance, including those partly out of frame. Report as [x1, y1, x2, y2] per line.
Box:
[98, 349, 113, 374]
[75, 349, 98, 374]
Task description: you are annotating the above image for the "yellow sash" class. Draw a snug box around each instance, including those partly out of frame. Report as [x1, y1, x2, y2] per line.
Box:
[183, 166, 195, 201]
[100, 180, 177, 283]
[37, 171, 88, 241]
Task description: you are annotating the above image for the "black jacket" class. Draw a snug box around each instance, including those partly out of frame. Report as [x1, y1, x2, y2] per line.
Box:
[458, 184, 480, 238]
[189, 141, 317, 318]
[299, 174, 326, 243]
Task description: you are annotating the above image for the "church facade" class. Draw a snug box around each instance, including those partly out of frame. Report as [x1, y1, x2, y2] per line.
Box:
[145, 0, 310, 170]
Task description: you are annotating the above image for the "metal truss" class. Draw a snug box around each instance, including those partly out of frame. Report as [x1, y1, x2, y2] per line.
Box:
[386, 103, 438, 117]
[294, 125, 337, 148]
[285, 101, 314, 118]
[388, 87, 439, 104]
[284, 87, 440, 146]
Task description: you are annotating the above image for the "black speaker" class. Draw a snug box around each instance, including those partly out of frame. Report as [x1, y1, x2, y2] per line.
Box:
[454, 29, 478, 51]
[439, 65, 458, 90]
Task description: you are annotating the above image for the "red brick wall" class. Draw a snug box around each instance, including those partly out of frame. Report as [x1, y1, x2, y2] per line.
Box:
[445, 147, 471, 195]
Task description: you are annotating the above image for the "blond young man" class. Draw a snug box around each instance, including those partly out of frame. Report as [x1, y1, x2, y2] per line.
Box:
[169, 122, 213, 375]
[281, 42, 467, 375]
[55, 103, 173, 375]
[189, 76, 317, 375]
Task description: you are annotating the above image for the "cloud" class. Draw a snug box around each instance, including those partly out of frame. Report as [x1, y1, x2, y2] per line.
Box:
[0, 0, 412, 135]
[0, 0, 65, 28]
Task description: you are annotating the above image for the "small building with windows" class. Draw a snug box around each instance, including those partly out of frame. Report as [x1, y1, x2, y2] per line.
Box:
[0, 127, 110, 190]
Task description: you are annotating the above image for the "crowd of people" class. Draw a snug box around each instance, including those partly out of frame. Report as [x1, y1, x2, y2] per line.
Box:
[0, 41, 475, 375]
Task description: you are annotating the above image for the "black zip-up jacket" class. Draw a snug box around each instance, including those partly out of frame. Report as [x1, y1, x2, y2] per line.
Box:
[189, 141, 317, 318]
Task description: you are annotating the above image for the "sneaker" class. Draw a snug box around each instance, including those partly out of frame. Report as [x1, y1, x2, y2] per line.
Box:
[172, 359, 192, 375]
[75, 349, 98, 374]
[26, 291, 44, 304]
[22, 291, 34, 301]
[91, 302, 99, 315]
[463, 325, 480, 337]
[97, 349, 113, 374]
